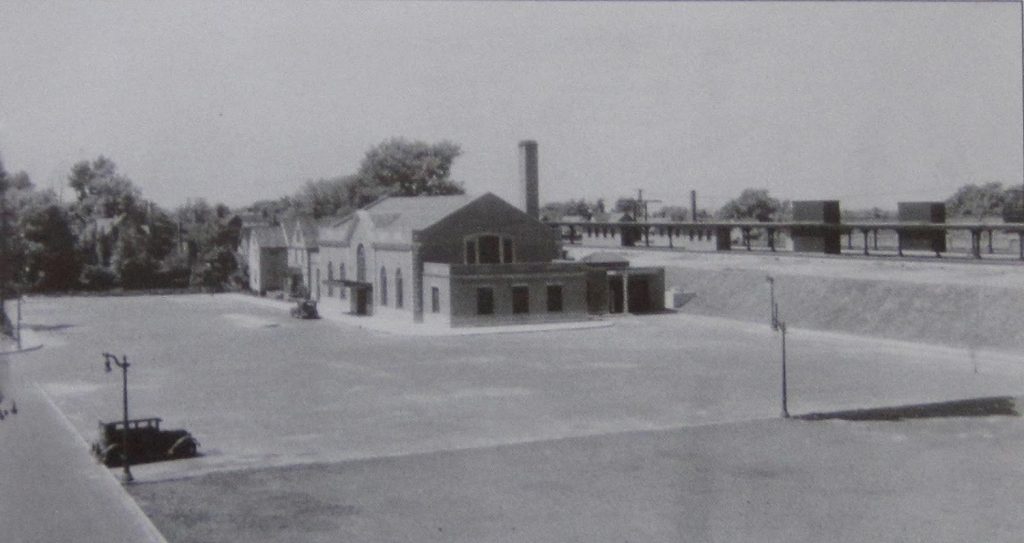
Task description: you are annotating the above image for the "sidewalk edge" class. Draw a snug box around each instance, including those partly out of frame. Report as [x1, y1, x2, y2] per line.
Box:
[33, 382, 169, 543]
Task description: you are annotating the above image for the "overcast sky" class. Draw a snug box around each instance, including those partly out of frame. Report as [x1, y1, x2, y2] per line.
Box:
[1, 1, 1021, 212]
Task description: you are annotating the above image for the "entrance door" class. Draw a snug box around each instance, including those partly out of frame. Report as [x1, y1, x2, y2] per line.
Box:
[355, 288, 369, 315]
[627, 277, 650, 313]
[608, 275, 624, 313]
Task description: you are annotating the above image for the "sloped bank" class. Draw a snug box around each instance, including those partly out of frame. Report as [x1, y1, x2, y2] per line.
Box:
[665, 265, 1024, 352]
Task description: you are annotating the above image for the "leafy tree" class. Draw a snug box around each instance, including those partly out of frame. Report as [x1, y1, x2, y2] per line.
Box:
[540, 199, 597, 221]
[8, 171, 32, 191]
[0, 159, 14, 306]
[67, 156, 141, 221]
[145, 206, 179, 263]
[246, 197, 293, 225]
[1005, 188, 1024, 222]
[173, 198, 240, 288]
[356, 138, 464, 203]
[945, 182, 1007, 218]
[294, 175, 357, 218]
[652, 206, 689, 222]
[717, 189, 781, 222]
[842, 207, 895, 221]
[20, 202, 80, 290]
[2, 161, 90, 293]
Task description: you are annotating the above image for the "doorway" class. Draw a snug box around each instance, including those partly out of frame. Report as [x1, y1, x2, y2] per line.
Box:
[608, 275, 624, 314]
[627, 277, 650, 313]
[354, 287, 372, 315]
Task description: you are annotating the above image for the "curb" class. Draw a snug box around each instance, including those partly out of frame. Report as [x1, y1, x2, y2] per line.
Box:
[34, 383, 169, 543]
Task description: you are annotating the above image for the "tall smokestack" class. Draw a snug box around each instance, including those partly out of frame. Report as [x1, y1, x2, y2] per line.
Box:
[518, 140, 539, 219]
[690, 190, 697, 222]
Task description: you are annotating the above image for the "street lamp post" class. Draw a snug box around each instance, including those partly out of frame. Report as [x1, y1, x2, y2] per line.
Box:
[103, 353, 133, 483]
[766, 276, 789, 418]
[15, 295, 21, 350]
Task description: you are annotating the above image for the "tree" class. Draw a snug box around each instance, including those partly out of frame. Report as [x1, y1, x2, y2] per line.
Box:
[0, 158, 13, 307]
[294, 175, 357, 218]
[1005, 188, 1024, 223]
[842, 207, 895, 221]
[717, 189, 781, 222]
[540, 199, 596, 221]
[67, 156, 141, 221]
[945, 182, 1007, 218]
[173, 198, 240, 289]
[356, 138, 464, 202]
[20, 202, 80, 290]
[652, 206, 689, 222]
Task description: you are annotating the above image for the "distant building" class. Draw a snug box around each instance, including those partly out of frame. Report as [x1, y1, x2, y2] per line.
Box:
[241, 225, 287, 294]
[315, 192, 664, 327]
[281, 217, 320, 299]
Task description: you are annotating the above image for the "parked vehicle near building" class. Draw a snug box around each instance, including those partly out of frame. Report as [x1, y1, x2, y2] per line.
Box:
[91, 417, 199, 467]
[290, 299, 319, 319]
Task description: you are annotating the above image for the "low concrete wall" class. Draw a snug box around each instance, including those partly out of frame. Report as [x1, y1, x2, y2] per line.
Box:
[665, 266, 1024, 351]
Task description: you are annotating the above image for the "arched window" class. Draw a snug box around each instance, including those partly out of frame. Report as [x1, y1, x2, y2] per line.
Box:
[395, 268, 404, 309]
[356, 244, 366, 282]
[327, 261, 334, 297]
[379, 266, 388, 306]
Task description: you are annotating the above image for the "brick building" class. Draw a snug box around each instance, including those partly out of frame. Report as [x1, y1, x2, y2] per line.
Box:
[315, 191, 664, 327]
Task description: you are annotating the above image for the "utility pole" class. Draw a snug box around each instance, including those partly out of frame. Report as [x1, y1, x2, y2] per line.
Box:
[766, 276, 789, 419]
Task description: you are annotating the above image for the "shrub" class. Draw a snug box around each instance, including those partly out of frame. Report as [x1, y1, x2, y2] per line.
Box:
[79, 265, 117, 291]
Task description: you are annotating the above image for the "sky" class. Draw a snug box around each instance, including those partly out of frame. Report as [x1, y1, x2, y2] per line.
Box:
[1, 1, 1021, 213]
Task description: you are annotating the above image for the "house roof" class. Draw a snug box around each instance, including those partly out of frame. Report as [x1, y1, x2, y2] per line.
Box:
[295, 217, 319, 248]
[365, 194, 475, 230]
[251, 225, 286, 248]
[279, 217, 319, 248]
[321, 194, 477, 244]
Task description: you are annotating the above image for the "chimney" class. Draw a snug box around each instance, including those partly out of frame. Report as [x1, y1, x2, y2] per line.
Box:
[518, 140, 539, 219]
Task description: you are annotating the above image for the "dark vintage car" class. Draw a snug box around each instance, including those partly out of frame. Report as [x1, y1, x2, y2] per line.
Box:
[91, 417, 199, 467]
[290, 299, 319, 319]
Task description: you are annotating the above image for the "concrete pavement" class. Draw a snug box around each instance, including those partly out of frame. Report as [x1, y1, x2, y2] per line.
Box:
[0, 354, 166, 543]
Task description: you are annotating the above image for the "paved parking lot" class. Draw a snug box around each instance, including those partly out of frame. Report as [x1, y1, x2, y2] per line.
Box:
[12, 294, 1024, 482]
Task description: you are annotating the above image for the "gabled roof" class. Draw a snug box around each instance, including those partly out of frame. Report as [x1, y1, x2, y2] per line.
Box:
[364, 194, 475, 231]
[320, 193, 477, 244]
[251, 225, 286, 248]
[280, 216, 319, 249]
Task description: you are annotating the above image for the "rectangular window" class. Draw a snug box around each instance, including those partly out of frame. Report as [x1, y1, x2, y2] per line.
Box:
[502, 238, 514, 263]
[478, 235, 501, 264]
[476, 287, 494, 315]
[546, 285, 563, 312]
[512, 285, 529, 314]
[431, 287, 440, 313]
[465, 240, 477, 264]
